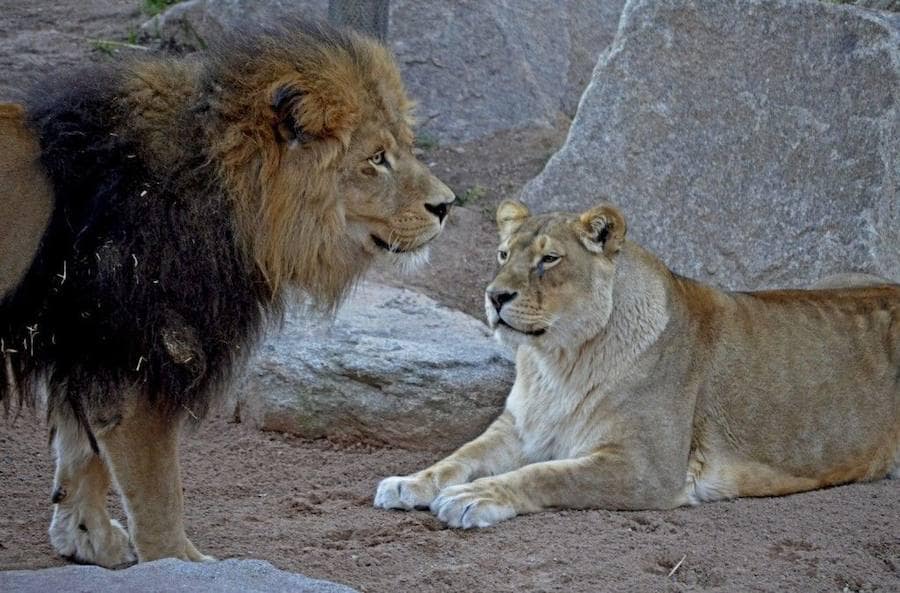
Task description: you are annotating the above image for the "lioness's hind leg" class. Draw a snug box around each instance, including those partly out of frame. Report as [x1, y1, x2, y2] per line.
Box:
[99, 398, 213, 563]
[48, 412, 135, 568]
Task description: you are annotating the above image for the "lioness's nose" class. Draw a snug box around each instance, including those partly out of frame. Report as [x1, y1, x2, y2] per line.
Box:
[488, 289, 517, 313]
[425, 200, 452, 223]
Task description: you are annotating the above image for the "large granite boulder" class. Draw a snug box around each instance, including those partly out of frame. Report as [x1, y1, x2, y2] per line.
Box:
[1, 559, 359, 593]
[520, 0, 900, 289]
[234, 283, 513, 451]
[142, 0, 626, 144]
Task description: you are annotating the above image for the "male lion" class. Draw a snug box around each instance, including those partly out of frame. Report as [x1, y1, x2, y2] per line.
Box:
[376, 200, 899, 528]
[1, 21, 454, 566]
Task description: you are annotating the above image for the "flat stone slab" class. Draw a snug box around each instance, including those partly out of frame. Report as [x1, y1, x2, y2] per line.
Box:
[1, 559, 360, 593]
[235, 282, 513, 451]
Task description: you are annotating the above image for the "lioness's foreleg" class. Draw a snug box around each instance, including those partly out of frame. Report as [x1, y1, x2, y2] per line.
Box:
[375, 411, 526, 510]
[430, 448, 676, 528]
[98, 398, 213, 563]
[48, 410, 135, 567]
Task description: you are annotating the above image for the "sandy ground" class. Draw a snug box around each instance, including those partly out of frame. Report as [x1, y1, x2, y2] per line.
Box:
[1, 2, 898, 592]
[2, 414, 899, 593]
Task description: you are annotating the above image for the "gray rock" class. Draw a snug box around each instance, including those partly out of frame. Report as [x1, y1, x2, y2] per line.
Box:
[846, 1, 900, 12]
[141, 0, 328, 48]
[234, 282, 513, 451]
[390, 0, 626, 143]
[521, 0, 900, 290]
[142, 0, 626, 144]
[0, 558, 359, 593]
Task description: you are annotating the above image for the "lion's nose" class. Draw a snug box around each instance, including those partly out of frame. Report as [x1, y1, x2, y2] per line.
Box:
[488, 289, 517, 313]
[425, 200, 453, 223]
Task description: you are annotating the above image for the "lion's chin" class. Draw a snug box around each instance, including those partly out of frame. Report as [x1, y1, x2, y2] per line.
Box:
[380, 244, 431, 275]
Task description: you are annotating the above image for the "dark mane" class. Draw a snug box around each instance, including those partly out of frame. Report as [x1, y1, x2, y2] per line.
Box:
[1, 60, 272, 427]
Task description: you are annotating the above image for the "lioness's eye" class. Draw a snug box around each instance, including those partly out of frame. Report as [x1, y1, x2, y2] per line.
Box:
[541, 254, 560, 264]
[369, 150, 387, 167]
[498, 250, 509, 262]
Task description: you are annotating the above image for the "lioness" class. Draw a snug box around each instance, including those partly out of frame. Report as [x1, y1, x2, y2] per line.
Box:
[1, 20, 454, 565]
[376, 200, 899, 528]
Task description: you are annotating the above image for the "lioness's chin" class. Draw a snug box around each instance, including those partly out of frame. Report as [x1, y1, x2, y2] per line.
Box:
[496, 319, 546, 336]
[491, 321, 546, 348]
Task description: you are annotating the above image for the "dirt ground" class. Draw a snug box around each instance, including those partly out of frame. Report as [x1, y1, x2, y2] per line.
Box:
[2, 414, 899, 593]
[1, 2, 898, 593]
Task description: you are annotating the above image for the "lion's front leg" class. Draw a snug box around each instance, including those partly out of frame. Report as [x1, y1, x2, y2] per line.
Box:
[375, 411, 526, 511]
[48, 410, 135, 568]
[98, 398, 213, 563]
[431, 448, 674, 528]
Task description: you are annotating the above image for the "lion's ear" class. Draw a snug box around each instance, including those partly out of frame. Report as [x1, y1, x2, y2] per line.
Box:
[271, 85, 314, 144]
[496, 200, 530, 239]
[270, 79, 360, 146]
[577, 203, 626, 255]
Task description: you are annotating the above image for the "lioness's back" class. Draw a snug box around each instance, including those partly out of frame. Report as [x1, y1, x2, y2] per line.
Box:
[680, 280, 899, 494]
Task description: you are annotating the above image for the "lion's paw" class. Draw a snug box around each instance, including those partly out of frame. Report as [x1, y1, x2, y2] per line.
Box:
[183, 538, 216, 563]
[430, 482, 517, 529]
[374, 475, 438, 511]
[50, 508, 135, 568]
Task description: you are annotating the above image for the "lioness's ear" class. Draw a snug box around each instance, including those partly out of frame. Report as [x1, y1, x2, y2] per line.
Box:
[270, 78, 360, 146]
[577, 203, 626, 255]
[496, 200, 530, 239]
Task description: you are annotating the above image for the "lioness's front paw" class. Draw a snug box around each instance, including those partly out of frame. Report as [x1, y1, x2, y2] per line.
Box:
[374, 475, 438, 510]
[430, 482, 517, 529]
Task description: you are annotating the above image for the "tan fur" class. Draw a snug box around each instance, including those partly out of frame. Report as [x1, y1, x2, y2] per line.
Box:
[0, 104, 52, 300]
[97, 396, 212, 563]
[376, 201, 900, 528]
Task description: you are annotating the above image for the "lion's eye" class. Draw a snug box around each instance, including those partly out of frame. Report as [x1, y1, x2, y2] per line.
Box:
[541, 254, 560, 264]
[498, 250, 509, 263]
[369, 150, 388, 168]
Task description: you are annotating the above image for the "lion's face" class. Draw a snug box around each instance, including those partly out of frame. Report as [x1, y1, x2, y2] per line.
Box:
[211, 29, 454, 304]
[484, 200, 627, 349]
[339, 119, 455, 266]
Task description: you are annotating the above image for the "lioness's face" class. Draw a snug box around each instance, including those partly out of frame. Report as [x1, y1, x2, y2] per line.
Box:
[340, 118, 455, 267]
[485, 200, 627, 348]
